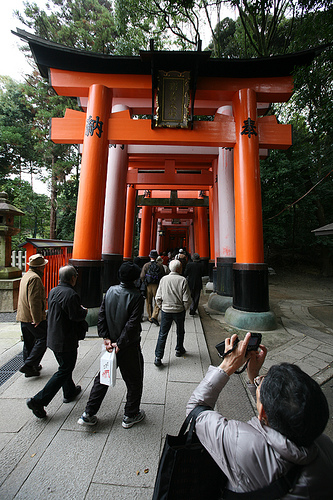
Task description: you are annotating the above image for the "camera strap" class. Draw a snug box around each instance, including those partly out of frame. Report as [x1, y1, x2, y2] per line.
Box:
[220, 339, 239, 360]
[221, 339, 250, 374]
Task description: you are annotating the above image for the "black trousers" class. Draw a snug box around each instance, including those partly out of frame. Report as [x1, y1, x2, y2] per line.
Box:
[85, 343, 144, 418]
[33, 350, 78, 406]
[190, 287, 201, 314]
[21, 320, 47, 368]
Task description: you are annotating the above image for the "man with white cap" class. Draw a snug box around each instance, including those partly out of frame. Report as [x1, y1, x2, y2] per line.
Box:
[16, 253, 48, 377]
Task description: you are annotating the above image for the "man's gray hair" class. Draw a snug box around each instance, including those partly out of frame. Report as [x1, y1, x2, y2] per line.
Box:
[169, 259, 182, 273]
[59, 265, 78, 283]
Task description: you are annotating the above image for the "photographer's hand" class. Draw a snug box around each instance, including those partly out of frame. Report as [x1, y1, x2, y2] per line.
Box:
[219, 333, 251, 376]
[247, 345, 267, 383]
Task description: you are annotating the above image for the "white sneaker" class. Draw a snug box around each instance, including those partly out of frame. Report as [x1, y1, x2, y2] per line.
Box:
[77, 411, 98, 426]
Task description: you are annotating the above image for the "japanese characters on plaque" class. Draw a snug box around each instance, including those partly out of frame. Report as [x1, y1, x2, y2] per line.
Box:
[85, 115, 104, 138]
[156, 70, 190, 128]
[241, 118, 258, 138]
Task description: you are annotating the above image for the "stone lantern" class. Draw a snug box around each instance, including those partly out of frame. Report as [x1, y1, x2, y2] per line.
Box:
[0, 192, 25, 311]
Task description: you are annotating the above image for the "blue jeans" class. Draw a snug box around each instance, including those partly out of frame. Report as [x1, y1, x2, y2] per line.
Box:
[155, 310, 186, 359]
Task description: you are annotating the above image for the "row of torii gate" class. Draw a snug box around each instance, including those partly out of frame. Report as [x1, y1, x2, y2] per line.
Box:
[15, 29, 323, 330]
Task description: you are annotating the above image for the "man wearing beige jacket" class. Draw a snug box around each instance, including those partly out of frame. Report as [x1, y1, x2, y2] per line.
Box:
[154, 259, 191, 366]
[16, 254, 48, 377]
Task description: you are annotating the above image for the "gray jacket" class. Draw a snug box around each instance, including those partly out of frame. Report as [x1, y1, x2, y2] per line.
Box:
[187, 366, 333, 498]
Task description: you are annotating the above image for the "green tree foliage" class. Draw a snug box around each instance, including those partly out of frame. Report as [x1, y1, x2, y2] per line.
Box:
[263, 4, 333, 273]
[1, 177, 50, 249]
[0, 76, 37, 179]
[21, 70, 80, 240]
[16, 0, 117, 53]
[16, 0, 166, 55]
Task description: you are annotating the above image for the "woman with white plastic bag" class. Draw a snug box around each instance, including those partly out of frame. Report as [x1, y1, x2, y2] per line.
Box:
[77, 262, 145, 428]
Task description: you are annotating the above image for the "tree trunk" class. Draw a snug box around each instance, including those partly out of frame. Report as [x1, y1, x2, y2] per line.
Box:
[50, 156, 57, 239]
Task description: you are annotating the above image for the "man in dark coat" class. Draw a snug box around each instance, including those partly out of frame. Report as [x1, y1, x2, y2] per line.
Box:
[26, 265, 88, 418]
[184, 253, 203, 316]
[78, 261, 145, 428]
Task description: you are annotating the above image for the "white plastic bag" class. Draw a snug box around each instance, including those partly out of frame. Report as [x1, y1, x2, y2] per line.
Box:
[100, 348, 117, 387]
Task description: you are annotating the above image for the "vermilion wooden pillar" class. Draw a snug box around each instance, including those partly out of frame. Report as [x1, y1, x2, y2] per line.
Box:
[232, 88, 268, 312]
[123, 184, 137, 260]
[197, 196, 209, 275]
[208, 185, 215, 281]
[211, 158, 220, 263]
[208, 186, 215, 262]
[70, 84, 112, 307]
[193, 208, 200, 254]
[139, 205, 153, 260]
[189, 221, 194, 255]
[151, 211, 158, 251]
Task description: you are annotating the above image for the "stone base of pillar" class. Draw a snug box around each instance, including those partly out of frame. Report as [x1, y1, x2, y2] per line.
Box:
[207, 292, 233, 313]
[85, 307, 100, 327]
[70, 259, 103, 308]
[0, 277, 21, 312]
[102, 254, 123, 292]
[208, 260, 215, 281]
[225, 306, 277, 331]
[216, 257, 235, 296]
[201, 257, 210, 276]
[233, 263, 269, 312]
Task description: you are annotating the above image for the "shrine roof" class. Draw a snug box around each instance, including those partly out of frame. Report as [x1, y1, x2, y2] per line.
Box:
[13, 29, 329, 80]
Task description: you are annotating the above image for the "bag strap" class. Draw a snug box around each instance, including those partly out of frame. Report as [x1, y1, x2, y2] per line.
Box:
[178, 405, 213, 444]
[222, 465, 302, 500]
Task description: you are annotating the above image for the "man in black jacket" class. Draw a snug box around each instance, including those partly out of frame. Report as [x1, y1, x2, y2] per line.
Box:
[26, 265, 88, 418]
[184, 253, 203, 316]
[78, 261, 145, 428]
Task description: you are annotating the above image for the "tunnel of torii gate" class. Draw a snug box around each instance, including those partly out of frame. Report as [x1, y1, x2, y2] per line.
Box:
[14, 29, 326, 330]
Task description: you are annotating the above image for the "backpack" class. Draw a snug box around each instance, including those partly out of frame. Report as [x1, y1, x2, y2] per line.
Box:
[145, 261, 161, 284]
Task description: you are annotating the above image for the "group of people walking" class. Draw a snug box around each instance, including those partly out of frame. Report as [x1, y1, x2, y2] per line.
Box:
[15, 252, 333, 497]
[17, 248, 204, 428]
[139, 248, 204, 366]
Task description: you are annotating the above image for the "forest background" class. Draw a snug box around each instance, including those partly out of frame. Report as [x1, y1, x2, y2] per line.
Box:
[0, 0, 332, 275]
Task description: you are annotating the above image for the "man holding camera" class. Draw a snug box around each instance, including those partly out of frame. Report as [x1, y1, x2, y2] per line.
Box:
[187, 332, 333, 498]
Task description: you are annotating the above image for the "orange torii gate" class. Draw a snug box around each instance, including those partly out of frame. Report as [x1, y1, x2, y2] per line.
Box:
[14, 29, 324, 329]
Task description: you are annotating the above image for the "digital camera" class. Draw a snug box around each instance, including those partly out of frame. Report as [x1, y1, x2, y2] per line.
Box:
[215, 332, 262, 358]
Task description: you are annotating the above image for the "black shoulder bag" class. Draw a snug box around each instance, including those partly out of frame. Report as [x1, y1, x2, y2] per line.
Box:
[152, 405, 227, 500]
